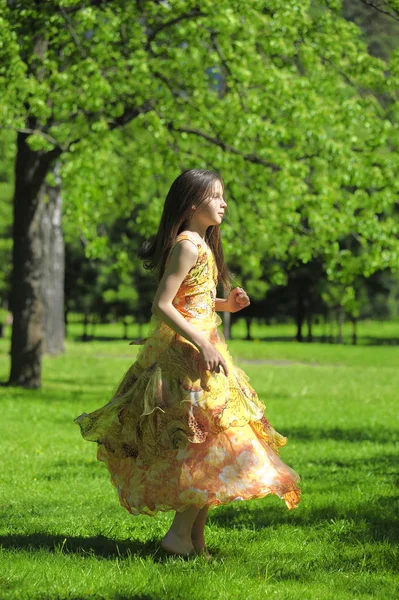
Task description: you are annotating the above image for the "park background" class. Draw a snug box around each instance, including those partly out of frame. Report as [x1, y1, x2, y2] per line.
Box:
[0, 0, 398, 598]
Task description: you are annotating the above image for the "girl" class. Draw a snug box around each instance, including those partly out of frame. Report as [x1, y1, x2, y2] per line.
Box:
[74, 168, 300, 558]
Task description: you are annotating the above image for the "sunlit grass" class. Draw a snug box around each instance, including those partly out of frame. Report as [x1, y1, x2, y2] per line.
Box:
[0, 322, 398, 599]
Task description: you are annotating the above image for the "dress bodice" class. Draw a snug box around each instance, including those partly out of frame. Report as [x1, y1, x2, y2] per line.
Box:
[130, 231, 221, 349]
[165, 232, 218, 323]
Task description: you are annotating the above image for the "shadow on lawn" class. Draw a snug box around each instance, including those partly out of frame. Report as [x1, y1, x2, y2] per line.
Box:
[0, 532, 217, 564]
[27, 593, 155, 600]
[0, 531, 163, 560]
[211, 484, 399, 550]
[30, 593, 156, 600]
[284, 425, 399, 444]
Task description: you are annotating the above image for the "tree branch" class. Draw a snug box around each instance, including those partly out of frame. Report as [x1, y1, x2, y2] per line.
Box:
[60, 7, 87, 58]
[210, 31, 248, 111]
[358, 0, 399, 22]
[16, 127, 63, 149]
[316, 52, 368, 97]
[166, 122, 281, 171]
[145, 7, 207, 50]
[60, 0, 109, 15]
[108, 100, 154, 129]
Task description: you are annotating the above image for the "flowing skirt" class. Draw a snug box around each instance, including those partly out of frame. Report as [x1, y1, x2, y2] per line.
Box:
[74, 313, 301, 515]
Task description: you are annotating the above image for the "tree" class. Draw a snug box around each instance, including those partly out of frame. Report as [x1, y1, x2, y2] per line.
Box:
[1, 0, 399, 387]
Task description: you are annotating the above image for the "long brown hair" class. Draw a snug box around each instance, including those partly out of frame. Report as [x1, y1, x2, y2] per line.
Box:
[138, 168, 232, 294]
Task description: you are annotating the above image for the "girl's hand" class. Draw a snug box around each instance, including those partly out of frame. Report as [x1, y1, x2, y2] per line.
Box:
[225, 287, 250, 313]
[198, 340, 229, 377]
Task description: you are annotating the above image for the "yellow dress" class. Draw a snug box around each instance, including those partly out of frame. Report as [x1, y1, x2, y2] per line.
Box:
[74, 232, 301, 515]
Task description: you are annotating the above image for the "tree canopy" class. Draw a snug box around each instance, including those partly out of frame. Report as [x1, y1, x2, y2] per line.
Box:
[1, 0, 399, 386]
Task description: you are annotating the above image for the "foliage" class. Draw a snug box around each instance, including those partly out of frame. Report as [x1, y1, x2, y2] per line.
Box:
[1, 0, 399, 314]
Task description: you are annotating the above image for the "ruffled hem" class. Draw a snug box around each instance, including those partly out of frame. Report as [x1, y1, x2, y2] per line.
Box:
[96, 421, 301, 516]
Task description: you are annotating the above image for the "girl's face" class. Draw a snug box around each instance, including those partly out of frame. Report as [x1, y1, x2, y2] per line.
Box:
[196, 179, 227, 226]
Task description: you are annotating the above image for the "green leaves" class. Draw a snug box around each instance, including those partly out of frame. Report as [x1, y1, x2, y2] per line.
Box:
[1, 0, 399, 294]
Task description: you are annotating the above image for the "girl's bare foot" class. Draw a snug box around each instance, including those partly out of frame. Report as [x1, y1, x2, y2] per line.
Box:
[191, 535, 211, 559]
[191, 505, 210, 558]
[160, 530, 195, 557]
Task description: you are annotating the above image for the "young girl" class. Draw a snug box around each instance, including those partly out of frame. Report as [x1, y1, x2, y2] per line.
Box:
[74, 168, 300, 558]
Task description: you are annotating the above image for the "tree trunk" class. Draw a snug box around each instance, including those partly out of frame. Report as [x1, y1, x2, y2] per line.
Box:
[123, 319, 128, 340]
[90, 314, 97, 339]
[337, 305, 345, 344]
[329, 310, 335, 343]
[82, 313, 90, 341]
[223, 310, 231, 341]
[321, 310, 327, 343]
[8, 132, 61, 388]
[40, 162, 65, 355]
[245, 315, 252, 340]
[295, 283, 304, 342]
[306, 312, 313, 342]
[64, 307, 69, 339]
[352, 317, 357, 345]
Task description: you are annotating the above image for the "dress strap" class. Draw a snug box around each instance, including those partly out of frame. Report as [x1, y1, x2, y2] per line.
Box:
[165, 232, 201, 268]
[174, 232, 202, 251]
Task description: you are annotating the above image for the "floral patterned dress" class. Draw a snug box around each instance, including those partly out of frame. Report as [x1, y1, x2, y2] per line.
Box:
[74, 231, 301, 515]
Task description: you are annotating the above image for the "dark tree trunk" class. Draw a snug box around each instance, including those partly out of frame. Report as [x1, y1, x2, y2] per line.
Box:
[40, 162, 65, 355]
[245, 315, 252, 340]
[337, 305, 345, 344]
[90, 315, 97, 339]
[223, 310, 231, 341]
[329, 310, 335, 343]
[82, 313, 90, 341]
[64, 307, 69, 339]
[321, 310, 327, 343]
[295, 283, 305, 342]
[123, 319, 128, 340]
[8, 132, 61, 388]
[306, 312, 313, 342]
[352, 317, 357, 345]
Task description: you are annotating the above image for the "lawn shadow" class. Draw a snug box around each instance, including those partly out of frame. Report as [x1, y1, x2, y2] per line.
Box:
[0, 532, 157, 561]
[284, 425, 399, 444]
[211, 486, 399, 548]
[0, 531, 220, 565]
[36, 595, 157, 600]
[35, 595, 156, 600]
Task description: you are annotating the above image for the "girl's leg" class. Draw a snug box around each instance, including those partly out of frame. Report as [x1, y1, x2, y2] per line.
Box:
[191, 505, 210, 557]
[161, 506, 200, 556]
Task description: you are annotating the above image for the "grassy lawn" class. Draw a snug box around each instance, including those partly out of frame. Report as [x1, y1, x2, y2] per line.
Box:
[0, 322, 398, 599]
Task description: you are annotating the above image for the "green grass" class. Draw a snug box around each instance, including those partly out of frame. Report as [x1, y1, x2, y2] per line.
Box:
[0, 322, 398, 599]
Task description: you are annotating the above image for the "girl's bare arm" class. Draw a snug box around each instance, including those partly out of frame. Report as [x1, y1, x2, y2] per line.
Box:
[152, 240, 206, 350]
[215, 298, 229, 312]
[152, 240, 229, 376]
